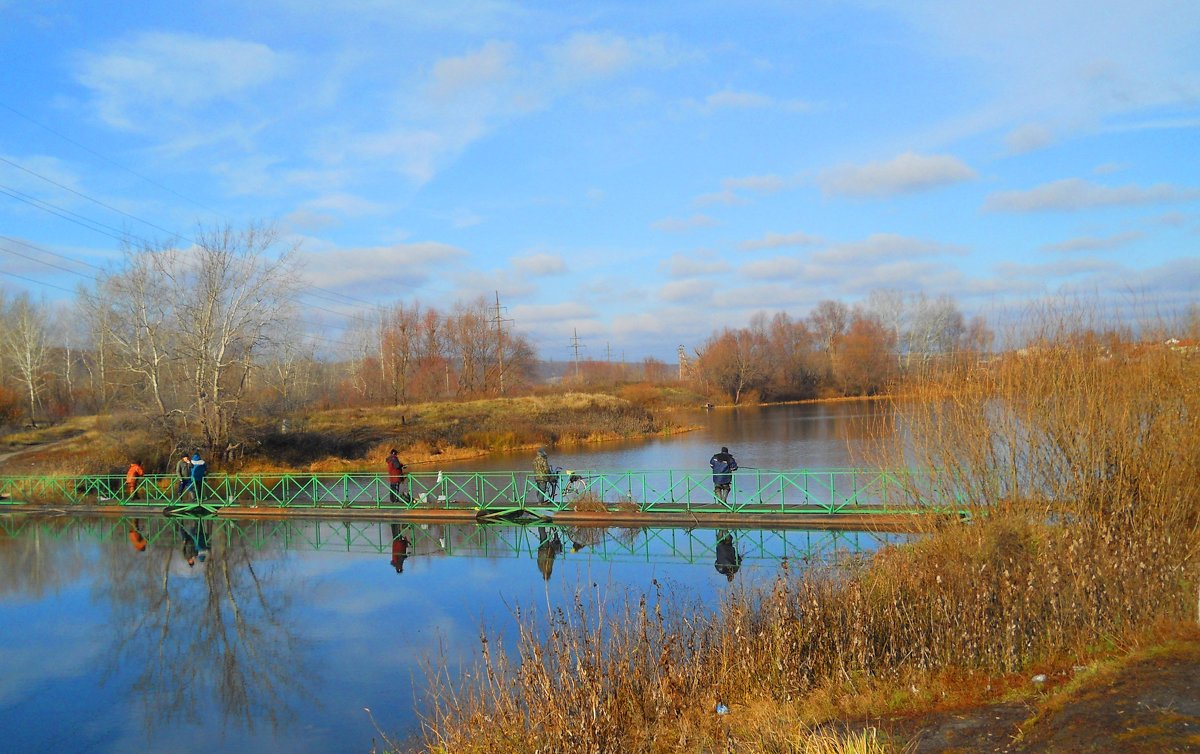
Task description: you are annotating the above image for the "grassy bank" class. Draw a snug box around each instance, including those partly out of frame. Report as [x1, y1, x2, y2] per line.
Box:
[410, 325, 1200, 753]
[0, 391, 698, 476]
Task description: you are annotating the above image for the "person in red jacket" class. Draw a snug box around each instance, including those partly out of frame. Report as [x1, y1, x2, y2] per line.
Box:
[385, 449, 408, 503]
[125, 461, 145, 501]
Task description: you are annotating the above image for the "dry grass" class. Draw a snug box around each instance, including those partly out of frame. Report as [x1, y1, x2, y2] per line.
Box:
[411, 318, 1200, 753]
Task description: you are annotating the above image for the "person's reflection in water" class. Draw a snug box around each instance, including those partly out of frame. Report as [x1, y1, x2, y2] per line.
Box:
[181, 523, 198, 567]
[536, 527, 563, 581]
[193, 520, 210, 564]
[128, 519, 148, 552]
[715, 530, 742, 582]
[390, 523, 410, 573]
[179, 519, 211, 567]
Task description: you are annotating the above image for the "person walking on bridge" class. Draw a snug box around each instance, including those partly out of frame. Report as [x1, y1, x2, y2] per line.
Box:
[176, 454, 193, 500]
[190, 452, 208, 503]
[124, 461, 145, 502]
[709, 446, 738, 504]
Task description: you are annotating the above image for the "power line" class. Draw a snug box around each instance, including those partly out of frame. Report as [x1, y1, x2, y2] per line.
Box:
[0, 104, 438, 330]
[0, 183, 133, 243]
[0, 99, 226, 218]
[0, 234, 107, 273]
[0, 241, 98, 280]
[0, 155, 187, 243]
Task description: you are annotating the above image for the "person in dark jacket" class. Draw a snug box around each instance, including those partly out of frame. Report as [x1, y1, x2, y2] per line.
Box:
[385, 449, 408, 503]
[176, 454, 193, 500]
[709, 447, 738, 503]
[715, 530, 741, 582]
[190, 453, 208, 503]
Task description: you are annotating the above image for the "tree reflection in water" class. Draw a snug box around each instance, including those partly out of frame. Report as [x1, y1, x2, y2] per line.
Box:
[100, 516, 311, 734]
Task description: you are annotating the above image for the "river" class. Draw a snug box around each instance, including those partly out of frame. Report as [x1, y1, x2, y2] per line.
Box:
[0, 401, 899, 754]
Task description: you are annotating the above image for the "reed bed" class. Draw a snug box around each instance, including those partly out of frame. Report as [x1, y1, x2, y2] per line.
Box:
[412, 323, 1199, 753]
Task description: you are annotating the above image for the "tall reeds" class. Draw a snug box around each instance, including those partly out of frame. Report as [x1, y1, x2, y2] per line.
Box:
[412, 318, 1200, 753]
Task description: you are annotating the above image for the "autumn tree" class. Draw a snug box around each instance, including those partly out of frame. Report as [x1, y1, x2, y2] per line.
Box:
[832, 312, 896, 395]
[697, 326, 768, 404]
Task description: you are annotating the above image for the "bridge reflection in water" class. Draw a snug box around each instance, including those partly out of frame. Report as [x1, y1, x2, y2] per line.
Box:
[0, 514, 909, 566]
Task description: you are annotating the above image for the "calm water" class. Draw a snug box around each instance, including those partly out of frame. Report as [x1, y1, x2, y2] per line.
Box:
[0, 402, 897, 754]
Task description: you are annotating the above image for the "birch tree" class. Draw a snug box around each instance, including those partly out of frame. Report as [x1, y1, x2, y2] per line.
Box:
[0, 292, 51, 425]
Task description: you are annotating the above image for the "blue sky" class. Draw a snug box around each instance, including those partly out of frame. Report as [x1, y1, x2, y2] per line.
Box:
[1, 0, 1197, 361]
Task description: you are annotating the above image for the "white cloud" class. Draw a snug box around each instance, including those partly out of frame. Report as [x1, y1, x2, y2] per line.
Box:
[1004, 123, 1055, 154]
[651, 214, 718, 232]
[819, 152, 976, 197]
[1041, 230, 1144, 253]
[300, 241, 467, 292]
[811, 233, 967, 265]
[984, 178, 1200, 212]
[511, 301, 596, 326]
[742, 256, 806, 280]
[75, 32, 289, 130]
[660, 252, 729, 278]
[705, 90, 772, 109]
[659, 278, 714, 302]
[694, 174, 788, 207]
[738, 231, 822, 252]
[547, 32, 673, 81]
[701, 90, 811, 112]
[512, 252, 566, 275]
[428, 41, 515, 102]
[995, 258, 1121, 279]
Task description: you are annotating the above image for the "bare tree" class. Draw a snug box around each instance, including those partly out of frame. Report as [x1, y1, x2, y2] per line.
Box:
[0, 292, 51, 425]
[89, 239, 182, 429]
[174, 224, 299, 457]
[908, 293, 965, 367]
[86, 224, 299, 456]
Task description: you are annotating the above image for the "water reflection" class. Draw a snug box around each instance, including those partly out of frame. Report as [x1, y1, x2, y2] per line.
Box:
[714, 530, 742, 582]
[0, 510, 907, 753]
[90, 515, 312, 735]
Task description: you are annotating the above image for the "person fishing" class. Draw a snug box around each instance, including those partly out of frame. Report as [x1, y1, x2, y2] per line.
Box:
[709, 446, 738, 504]
[385, 448, 408, 504]
[532, 448, 555, 503]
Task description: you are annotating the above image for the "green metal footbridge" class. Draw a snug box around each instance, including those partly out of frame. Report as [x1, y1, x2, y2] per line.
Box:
[0, 467, 953, 527]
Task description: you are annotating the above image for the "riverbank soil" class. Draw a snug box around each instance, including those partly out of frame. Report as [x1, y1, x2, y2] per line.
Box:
[869, 635, 1200, 752]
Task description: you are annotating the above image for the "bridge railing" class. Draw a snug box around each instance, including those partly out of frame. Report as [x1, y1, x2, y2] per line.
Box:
[0, 468, 929, 514]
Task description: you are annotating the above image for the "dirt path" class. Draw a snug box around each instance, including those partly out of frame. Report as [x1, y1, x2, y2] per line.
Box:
[867, 639, 1200, 753]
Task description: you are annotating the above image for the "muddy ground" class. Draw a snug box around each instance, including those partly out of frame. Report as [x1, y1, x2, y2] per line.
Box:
[865, 638, 1200, 752]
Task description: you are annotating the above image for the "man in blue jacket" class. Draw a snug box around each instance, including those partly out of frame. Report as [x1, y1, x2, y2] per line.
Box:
[709, 446, 738, 504]
[190, 452, 208, 503]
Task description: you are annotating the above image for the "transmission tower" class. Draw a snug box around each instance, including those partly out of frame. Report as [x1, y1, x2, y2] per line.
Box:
[491, 290, 513, 395]
[571, 328, 585, 381]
